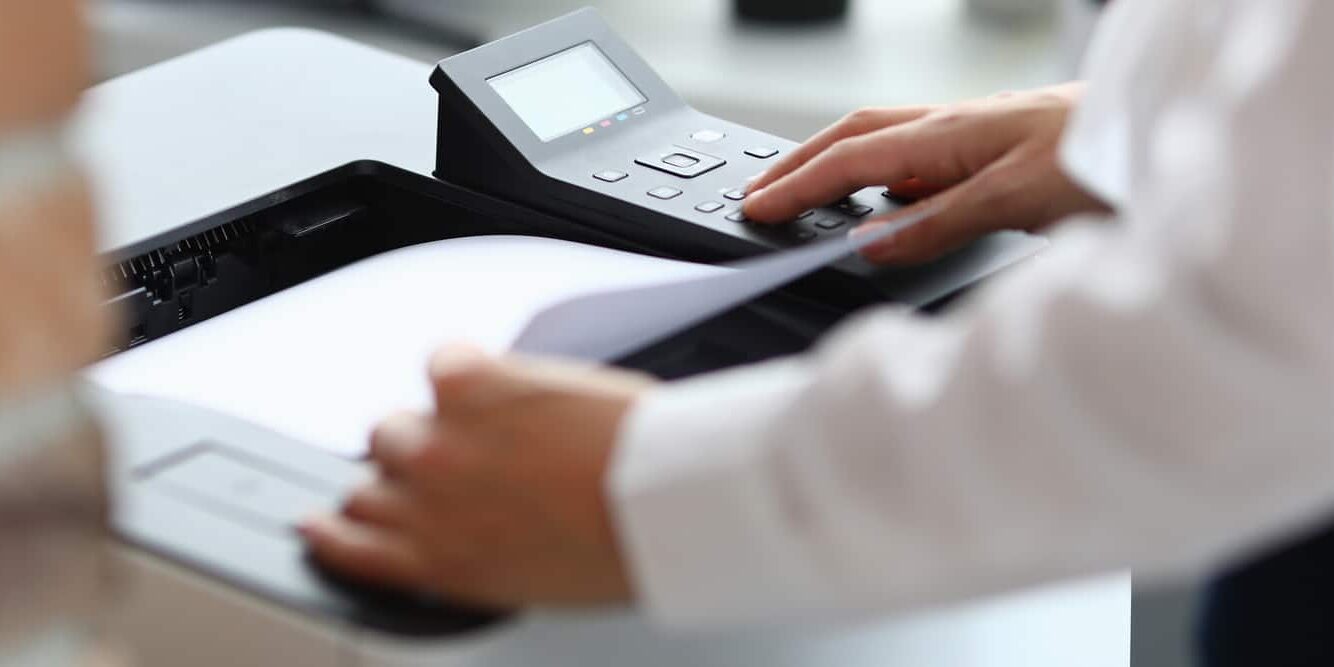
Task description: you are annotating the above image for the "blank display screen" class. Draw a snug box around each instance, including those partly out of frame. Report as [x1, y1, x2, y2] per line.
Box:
[487, 42, 645, 142]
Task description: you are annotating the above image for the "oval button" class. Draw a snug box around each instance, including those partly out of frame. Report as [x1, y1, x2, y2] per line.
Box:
[690, 129, 726, 143]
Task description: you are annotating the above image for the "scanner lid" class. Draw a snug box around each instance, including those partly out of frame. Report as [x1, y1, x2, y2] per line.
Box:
[74, 28, 443, 256]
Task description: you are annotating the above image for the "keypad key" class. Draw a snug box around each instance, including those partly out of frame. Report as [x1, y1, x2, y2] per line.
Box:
[691, 129, 726, 143]
[648, 186, 683, 200]
[725, 210, 749, 222]
[594, 170, 628, 183]
[695, 201, 724, 213]
[795, 230, 817, 241]
[663, 153, 700, 168]
[745, 147, 779, 159]
[838, 202, 874, 217]
[815, 218, 846, 230]
[796, 210, 816, 219]
[723, 189, 747, 201]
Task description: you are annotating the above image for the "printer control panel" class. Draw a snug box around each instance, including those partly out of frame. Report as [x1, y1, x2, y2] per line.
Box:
[431, 8, 1045, 304]
[430, 8, 899, 261]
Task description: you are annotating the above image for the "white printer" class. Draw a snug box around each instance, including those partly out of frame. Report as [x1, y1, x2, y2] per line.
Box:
[77, 20, 1130, 667]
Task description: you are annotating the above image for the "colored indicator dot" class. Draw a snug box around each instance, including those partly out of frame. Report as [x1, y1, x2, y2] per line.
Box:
[600, 119, 613, 128]
[582, 127, 595, 135]
[616, 113, 628, 121]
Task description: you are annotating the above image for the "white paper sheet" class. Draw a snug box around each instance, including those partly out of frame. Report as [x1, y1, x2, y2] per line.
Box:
[87, 214, 920, 458]
[512, 210, 925, 360]
[87, 236, 721, 457]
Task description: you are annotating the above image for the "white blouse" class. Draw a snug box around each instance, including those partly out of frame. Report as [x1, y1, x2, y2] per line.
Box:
[611, 0, 1334, 628]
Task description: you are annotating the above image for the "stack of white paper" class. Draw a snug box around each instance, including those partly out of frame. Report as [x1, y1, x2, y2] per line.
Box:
[88, 217, 914, 458]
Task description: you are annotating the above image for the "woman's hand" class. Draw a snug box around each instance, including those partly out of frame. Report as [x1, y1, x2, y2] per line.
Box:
[743, 83, 1110, 264]
[302, 345, 655, 608]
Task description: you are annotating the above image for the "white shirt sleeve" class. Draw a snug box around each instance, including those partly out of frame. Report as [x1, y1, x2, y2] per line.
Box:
[609, 0, 1334, 629]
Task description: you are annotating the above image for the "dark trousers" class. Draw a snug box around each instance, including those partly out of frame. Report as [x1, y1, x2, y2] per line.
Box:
[1199, 522, 1334, 666]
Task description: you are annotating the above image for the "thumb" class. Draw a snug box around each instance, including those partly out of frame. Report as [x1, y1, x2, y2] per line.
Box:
[428, 344, 522, 414]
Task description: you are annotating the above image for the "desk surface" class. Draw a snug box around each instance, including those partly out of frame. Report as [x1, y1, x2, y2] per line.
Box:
[79, 27, 1128, 666]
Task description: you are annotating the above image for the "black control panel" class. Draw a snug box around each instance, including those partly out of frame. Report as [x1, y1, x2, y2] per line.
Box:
[430, 8, 1045, 305]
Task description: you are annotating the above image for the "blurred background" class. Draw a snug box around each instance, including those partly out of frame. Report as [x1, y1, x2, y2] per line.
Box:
[91, 0, 1098, 142]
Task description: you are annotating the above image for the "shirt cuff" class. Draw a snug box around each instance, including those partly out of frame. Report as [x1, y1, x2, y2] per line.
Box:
[607, 358, 827, 628]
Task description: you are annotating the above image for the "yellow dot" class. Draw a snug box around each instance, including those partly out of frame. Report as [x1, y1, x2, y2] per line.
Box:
[583, 127, 595, 135]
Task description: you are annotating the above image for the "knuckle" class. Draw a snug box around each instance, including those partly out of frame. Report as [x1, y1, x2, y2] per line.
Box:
[371, 413, 429, 461]
[840, 107, 881, 130]
[927, 106, 968, 127]
[825, 136, 858, 163]
[344, 485, 380, 515]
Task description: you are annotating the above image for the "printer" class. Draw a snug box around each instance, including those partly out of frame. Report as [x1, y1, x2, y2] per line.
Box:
[79, 11, 1130, 666]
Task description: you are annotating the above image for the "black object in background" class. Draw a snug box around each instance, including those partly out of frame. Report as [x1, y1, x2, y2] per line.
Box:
[735, 0, 849, 23]
[1198, 520, 1334, 666]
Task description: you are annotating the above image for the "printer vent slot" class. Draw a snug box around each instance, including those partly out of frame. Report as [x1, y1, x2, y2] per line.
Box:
[104, 220, 256, 303]
[103, 219, 262, 352]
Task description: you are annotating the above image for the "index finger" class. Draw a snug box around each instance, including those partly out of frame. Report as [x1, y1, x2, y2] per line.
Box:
[746, 107, 934, 195]
[743, 124, 934, 222]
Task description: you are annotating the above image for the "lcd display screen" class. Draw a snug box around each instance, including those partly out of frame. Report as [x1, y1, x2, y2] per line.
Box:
[487, 42, 646, 142]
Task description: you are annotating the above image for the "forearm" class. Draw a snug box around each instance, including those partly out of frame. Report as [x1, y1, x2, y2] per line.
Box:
[0, 0, 88, 136]
[0, 1, 113, 656]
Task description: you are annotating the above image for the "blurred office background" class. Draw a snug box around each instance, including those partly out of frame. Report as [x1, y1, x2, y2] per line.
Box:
[91, 0, 1095, 142]
[86, 2, 1194, 665]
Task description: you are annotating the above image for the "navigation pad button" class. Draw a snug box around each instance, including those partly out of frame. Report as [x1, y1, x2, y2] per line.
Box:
[690, 129, 727, 143]
[593, 170, 628, 183]
[635, 146, 726, 178]
[663, 153, 700, 168]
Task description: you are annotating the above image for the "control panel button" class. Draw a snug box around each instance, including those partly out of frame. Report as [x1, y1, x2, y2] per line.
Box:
[690, 129, 726, 143]
[797, 210, 816, 219]
[723, 189, 747, 201]
[663, 153, 700, 168]
[795, 230, 817, 241]
[745, 147, 779, 159]
[695, 201, 724, 213]
[815, 218, 847, 230]
[725, 210, 749, 222]
[593, 170, 628, 183]
[838, 202, 874, 217]
[648, 186, 683, 200]
[636, 146, 726, 178]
